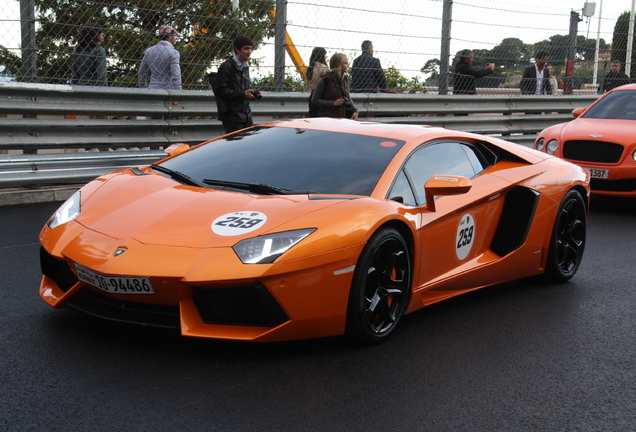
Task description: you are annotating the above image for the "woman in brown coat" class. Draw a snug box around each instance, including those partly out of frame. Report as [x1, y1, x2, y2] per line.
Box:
[311, 53, 359, 119]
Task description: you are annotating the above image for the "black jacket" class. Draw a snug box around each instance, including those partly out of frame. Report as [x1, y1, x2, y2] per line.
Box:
[214, 56, 251, 122]
[520, 65, 552, 95]
[351, 51, 386, 93]
[598, 72, 630, 94]
[453, 61, 493, 95]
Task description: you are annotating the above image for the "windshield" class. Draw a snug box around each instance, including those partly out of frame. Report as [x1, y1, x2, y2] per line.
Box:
[158, 126, 405, 196]
[583, 89, 636, 120]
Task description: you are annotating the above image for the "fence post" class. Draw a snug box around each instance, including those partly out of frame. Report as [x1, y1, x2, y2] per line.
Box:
[20, 0, 37, 84]
[274, 0, 287, 92]
[439, 0, 453, 95]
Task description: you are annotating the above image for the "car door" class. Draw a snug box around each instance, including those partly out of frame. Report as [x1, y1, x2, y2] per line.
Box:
[390, 140, 513, 303]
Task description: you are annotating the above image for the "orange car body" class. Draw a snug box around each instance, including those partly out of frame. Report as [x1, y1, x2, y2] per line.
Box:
[39, 119, 589, 342]
[534, 84, 636, 197]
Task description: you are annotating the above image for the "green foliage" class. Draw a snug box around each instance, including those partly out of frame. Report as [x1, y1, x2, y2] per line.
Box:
[612, 12, 636, 80]
[421, 58, 440, 77]
[384, 66, 426, 93]
[25, 0, 275, 87]
[489, 38, 532, 68]
[251, 72, 305, 92]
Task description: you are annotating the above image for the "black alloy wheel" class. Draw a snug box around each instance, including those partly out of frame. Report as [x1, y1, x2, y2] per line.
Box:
[346, 227, 411, 344]
[544, 189, 587, 282]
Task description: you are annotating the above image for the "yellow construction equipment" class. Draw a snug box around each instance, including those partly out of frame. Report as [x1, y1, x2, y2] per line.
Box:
[267, 9, 307, 78]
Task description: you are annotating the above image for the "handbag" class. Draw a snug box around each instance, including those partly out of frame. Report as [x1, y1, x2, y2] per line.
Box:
[307, 90, 319, 117]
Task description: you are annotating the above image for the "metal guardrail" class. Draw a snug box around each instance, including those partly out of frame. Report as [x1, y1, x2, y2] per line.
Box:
[0, 82, 599, 188]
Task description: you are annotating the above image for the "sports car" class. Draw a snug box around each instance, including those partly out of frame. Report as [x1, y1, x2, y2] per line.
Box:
[534, 83, 636, 197]
[39, 118, 589, 344]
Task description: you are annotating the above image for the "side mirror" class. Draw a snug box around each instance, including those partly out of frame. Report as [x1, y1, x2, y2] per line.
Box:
[164, 143, 190, 157]
[424, 175, 472, 212]
[572, 107, 585, 118]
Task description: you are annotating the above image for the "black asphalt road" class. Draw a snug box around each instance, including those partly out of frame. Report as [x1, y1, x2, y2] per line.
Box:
[1, 198, 635, 432]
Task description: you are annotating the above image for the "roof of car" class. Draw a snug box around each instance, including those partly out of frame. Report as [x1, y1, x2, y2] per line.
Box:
[611, 83, 636, 92]
[256, 117, 463, 142]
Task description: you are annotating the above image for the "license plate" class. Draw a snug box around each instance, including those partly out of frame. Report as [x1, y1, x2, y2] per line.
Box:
[584, 167, 609, 179]
[75, 264, 155, 294]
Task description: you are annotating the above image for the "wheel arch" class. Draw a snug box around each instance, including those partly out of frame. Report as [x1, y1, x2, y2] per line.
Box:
[571, 184, 590, 215]
[377, 219, 415, 260]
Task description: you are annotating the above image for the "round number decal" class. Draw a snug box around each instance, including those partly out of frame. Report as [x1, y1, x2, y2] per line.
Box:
[212, 211, 267, 236]
[455, 214, 475, 260]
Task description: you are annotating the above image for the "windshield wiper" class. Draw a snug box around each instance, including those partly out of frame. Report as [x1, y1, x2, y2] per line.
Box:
[203, 179, 317, 195]
[151, 165, 207, 188]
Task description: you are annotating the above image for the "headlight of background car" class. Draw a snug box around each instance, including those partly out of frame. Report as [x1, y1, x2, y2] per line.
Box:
[48, 191, 81, 229]
[633, 149, 636, 162]
[233, 228, 317, 264]
[546, 139, 559, 155]
[536, 138, 545, 151]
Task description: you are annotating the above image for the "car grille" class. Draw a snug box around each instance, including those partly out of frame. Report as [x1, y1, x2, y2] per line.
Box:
[590, 178, 636, 192]
[193, 285, 289, 327]
[66, 290, 181, 329]
[40, 247, 78, 292]
[562, 140, 624, 163]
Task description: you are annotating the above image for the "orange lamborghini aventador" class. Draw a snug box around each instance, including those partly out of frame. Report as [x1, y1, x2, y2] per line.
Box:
[534, 83, 636, 197]
[39, 118, 590, 344]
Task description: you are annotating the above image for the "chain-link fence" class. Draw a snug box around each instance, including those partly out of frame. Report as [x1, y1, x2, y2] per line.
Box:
[0, 0, 632, 93]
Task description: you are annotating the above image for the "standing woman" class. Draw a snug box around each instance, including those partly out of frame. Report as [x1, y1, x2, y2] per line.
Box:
[306, 47, 328, 117]
[72, 23, 107, 86]
[311, 53, 359, 119]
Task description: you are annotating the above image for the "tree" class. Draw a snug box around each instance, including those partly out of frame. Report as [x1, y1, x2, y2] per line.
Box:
[384, 66, 426, 93]
[612, 11, 636, 80]
[533, 34, 607, 63]
[4, 0, 275, 88]
[489, 38, 531, 68]
[421, 58, 440, 77]
[251, 72, 304, 92]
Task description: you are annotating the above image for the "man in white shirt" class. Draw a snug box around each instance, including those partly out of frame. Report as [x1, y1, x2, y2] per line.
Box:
[520, 50, 552, 95]
[138, 24, 182, 90]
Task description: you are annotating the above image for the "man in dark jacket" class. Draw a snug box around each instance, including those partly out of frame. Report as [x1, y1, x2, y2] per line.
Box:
[213, 35, 257, 133]
[453, 49, 494, 95]
[351, 41, 387, 93]
[598, 60, 630, 93]
[520, 50, 552, 95]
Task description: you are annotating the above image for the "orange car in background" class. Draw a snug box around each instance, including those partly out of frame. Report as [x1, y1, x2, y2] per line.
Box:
[534, 84, 636, 197]
[40, 118, 589, 344]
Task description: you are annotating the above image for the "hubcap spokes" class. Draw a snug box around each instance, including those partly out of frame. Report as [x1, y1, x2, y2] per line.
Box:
[556, 199, 585, 272]
[363, 239, 409, 334]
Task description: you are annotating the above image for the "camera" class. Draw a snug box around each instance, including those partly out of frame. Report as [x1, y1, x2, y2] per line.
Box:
[342, 97, 352, 108]
[251, 89, 262, 99]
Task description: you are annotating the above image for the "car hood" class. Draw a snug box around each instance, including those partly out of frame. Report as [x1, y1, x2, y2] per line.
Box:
[558, 118, 636, 146]
[76, 169, 346, 248]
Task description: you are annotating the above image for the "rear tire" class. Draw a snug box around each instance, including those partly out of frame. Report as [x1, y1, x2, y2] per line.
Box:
[346, 228, 411, 345]
[544, 189, 586, 283]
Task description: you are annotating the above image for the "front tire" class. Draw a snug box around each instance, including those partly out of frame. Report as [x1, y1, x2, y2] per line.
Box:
[544, 189, 586, 283]
[346, 227, 411, 345]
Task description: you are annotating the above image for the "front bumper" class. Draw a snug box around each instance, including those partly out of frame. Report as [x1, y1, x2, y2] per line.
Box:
[39, 224, 362, 342]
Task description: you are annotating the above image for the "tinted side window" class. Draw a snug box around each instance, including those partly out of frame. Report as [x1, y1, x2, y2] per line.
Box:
[388, 170, 417, 206]
[584, 90, 636, 120]
[462, 144, 488, 173]
[404, 142, 481, 205]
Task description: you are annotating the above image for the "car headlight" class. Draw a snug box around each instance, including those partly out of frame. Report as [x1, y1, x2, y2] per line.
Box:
[48, 191, 81, 229]
[535, 138, 545, 151]
[546, 139, 559, 155]
[233, 228, 316, 264]
[633, 149, 636, 162]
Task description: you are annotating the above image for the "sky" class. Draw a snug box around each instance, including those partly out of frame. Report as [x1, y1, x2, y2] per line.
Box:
[0, 0, 632, 80]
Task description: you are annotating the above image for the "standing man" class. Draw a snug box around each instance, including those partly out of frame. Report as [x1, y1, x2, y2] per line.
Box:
[351, 40, 387, 93]
[598, 60, 630, 93]
[138, 24, 182, 90]
[213, 35, 258, 133]
[452, 49, 494, 95]
[520, 50, 552, 95]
